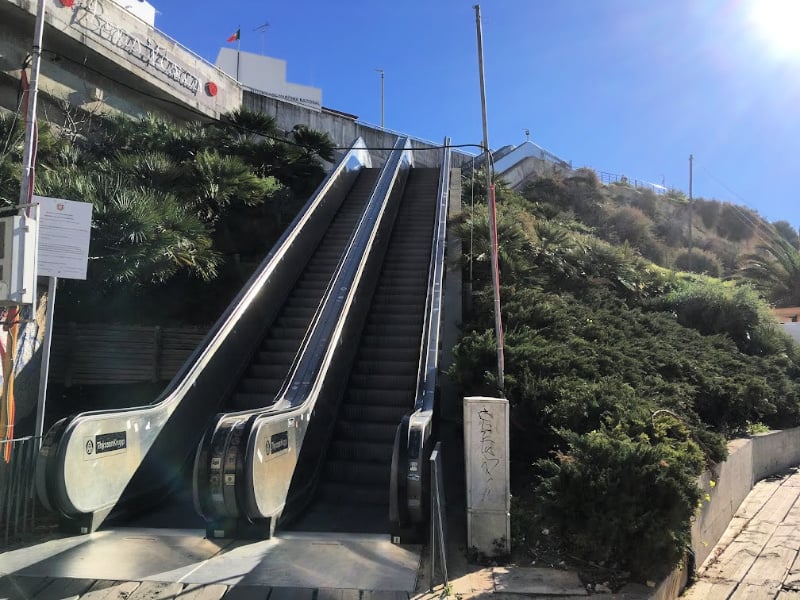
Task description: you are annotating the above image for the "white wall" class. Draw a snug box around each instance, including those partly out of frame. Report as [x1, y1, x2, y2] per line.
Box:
[216, 48, 321, 110]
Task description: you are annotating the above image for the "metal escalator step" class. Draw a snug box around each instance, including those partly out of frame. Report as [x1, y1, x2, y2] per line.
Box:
[330, 440, 394, 462]
[348, 373, 417, 390]
[240, 377, 283, 394]
[248, 364, 289, 378]
[352, 359, 417, 376]
[268, 326, 307, 340]
[370, 295, 425, 308]
[356, 334, 420, 349]
[324, 460, 389, 486]
[275, 317, 311, 329]
[366, 312, 420, 327]
[354, 348, 418, 366]
[335, 419, 400, 443]
[231, 392, 274, 410]
[363, 324, 420, 339]
[346, 388, 414, 406]
[255, 350, 296, 364]
[282, 305, 316, 318]
[318, 482, 386, 506]
[340, 403, 408, 423]
[260, 338, 302, 352]
[366, 303, 424, 316]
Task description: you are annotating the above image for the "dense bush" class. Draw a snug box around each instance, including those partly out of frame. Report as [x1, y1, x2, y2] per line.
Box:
[773, 220, 799, 249]
[452, 176, 800, 586]
[536, 420, 704, 582]
[696, 199, 721, 229]
[716, 203, 756, 242]
[673, 249, 722, 277]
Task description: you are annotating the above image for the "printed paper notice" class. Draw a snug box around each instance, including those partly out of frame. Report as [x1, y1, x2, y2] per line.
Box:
[35, 195, 93, 280]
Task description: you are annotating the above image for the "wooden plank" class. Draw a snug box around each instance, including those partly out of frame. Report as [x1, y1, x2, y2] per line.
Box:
[126, 581, 184, 600]
[736, 480, 783, 520]
[0, 575, 50, 599]
[219, 586, 270, 600]
[316, 590, 361, 600]
[754, 485, 800, 525]
[174, 584, 228, 600]
[736, 525, 800, 588]
[730, 581, 782, 599]
[266, 588, 315, 600]
[358, 593, 409, 600]
[32, 578, 97, 600]
[81, 580, 141, 599]
[680, 578, 738, 600]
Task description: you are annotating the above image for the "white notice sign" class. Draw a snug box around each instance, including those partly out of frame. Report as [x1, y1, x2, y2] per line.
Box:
[35, 195, 93, 280]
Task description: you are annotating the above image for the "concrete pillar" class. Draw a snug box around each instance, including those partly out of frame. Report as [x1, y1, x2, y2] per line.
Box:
[463, 395, 510, 556]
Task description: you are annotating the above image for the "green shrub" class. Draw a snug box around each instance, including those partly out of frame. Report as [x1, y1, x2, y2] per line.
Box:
[645, 279, 790, 356]
[630, 189, 659, 219]
[606, 206, 654, 248]
[673, 249, 722, 277]
[696, 199, 721, 229]
[534, 420, 704, 582]
[716, 203, 756, 242]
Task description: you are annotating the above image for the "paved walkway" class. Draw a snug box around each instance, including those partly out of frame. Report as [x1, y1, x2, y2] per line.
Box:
[682, 469, 800, 599]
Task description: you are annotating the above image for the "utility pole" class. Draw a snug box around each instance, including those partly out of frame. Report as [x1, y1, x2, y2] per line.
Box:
[19, 0, 46, 212]
[375, 68, 385, 128]
[688, 154, 693, 271]
[474, 4, 505, 394]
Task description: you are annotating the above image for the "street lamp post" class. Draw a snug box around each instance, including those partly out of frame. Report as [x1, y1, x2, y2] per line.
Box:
[375, 68, 385, 128]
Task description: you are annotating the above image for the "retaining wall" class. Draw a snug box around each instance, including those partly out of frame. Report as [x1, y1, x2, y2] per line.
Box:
[652, 427, 800, 599]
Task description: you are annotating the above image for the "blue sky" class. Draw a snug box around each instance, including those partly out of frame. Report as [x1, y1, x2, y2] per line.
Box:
[156, 1, 800, 228]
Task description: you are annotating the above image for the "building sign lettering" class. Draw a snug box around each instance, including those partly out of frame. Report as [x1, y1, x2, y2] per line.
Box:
[72, 0, 200, 95]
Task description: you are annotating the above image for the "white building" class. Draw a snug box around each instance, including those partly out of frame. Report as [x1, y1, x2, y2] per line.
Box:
[216, 48, 322, 111]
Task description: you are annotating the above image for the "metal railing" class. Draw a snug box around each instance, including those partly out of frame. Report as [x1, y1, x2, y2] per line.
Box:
[0, 436, 39, 547]
[429, 442, 448, 592]
[598, 171, 667, 195]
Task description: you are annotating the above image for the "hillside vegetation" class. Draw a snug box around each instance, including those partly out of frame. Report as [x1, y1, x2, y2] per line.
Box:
[0, 110, 334, 323]
[523, 169, 800, 306]
[451, 168, 800, 586]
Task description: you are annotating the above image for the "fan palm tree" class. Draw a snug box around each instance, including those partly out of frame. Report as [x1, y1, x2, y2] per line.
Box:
[739, 237, 800, 307]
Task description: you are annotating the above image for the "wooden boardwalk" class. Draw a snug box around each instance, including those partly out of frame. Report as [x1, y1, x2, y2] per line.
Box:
[683, 469, 800, 599]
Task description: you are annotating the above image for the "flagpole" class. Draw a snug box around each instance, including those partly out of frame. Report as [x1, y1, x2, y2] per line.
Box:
[236, 26, 241, 82]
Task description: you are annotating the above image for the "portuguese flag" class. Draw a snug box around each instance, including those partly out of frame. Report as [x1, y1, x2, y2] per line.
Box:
[227, 28, 240, 43]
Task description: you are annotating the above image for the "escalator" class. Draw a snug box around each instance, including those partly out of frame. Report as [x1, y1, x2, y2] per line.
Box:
[104, 168, 380, 529]
[36, 139, 381, 530]
[229, 169, 379, 411]
[287, 169, 439, 534]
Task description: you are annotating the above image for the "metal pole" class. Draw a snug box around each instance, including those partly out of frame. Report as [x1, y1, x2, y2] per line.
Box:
[18, 0, 46, 213]
[34, 277, 56, 447]
[375, 69, 385, 128]
[688, 154, 693, 271]
[474, 4, 505, 393]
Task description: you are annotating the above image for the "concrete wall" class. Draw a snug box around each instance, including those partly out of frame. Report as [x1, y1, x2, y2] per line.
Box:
[783, 323, 800, 345]
[1, 0, 240, 122]
[653, 427, 800, 599]
[243, 91, 468, 169]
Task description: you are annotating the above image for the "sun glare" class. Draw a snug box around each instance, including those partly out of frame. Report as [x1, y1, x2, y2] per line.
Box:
[748, 0, 800, 58]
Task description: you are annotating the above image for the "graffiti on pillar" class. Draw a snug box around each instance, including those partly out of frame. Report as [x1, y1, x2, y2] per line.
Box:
[478, 405, 500, 502]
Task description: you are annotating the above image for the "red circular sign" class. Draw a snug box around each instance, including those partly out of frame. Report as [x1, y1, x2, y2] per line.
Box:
[60, 0, 75, 7]
[205, 82, 218, 97]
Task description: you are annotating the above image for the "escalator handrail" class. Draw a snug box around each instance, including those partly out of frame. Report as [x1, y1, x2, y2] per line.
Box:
[413, 139, 453, 413]
[276, 136, 413, 411]
[37, 138, 372, 517]
[196, 137, 413, 526]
